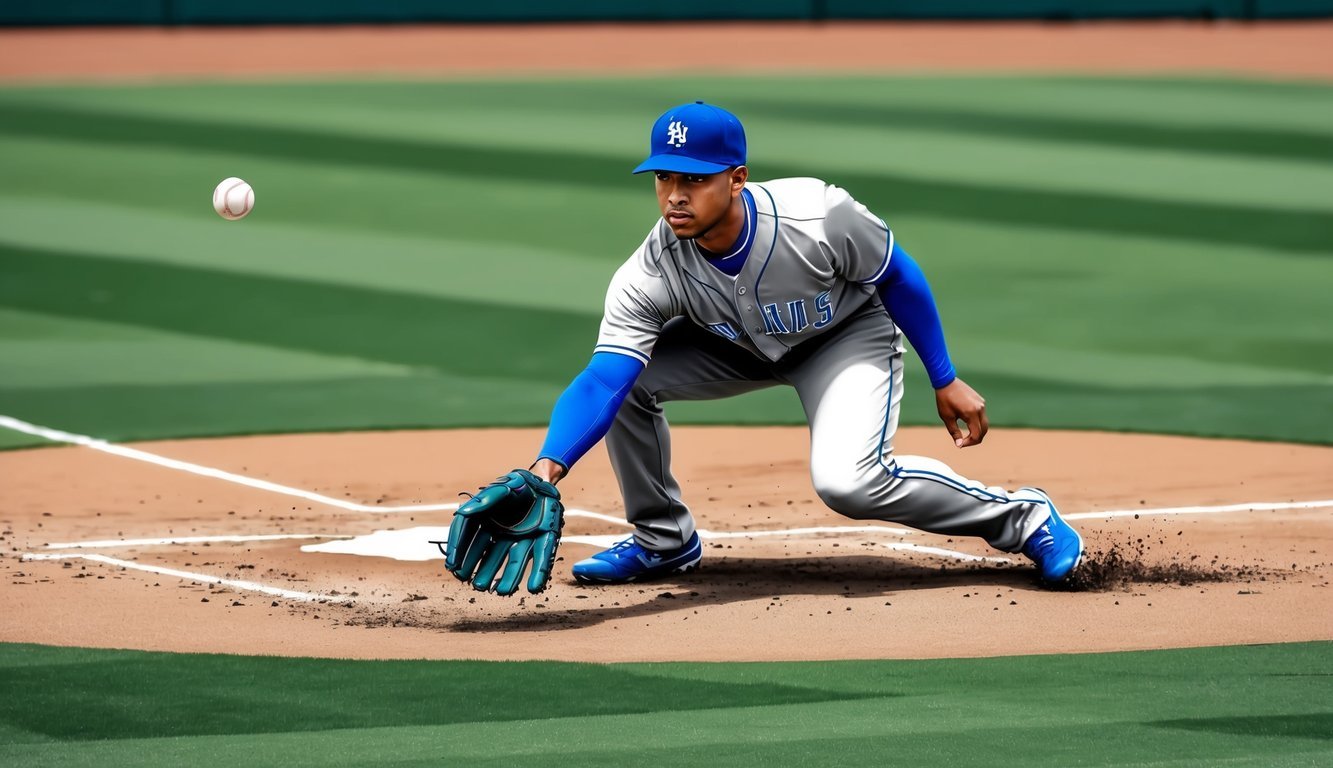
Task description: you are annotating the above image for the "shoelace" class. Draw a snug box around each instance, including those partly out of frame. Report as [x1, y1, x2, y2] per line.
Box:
[606, 537, 639, 555]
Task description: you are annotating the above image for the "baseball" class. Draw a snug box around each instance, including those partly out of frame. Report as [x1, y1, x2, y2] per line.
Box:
[212, 177, 255, 220]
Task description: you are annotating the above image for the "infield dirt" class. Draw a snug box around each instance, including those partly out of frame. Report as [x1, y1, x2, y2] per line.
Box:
[3, 427, 1330, 662]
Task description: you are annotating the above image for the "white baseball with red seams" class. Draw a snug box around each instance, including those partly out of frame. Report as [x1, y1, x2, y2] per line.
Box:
[212, 177, 255, 220]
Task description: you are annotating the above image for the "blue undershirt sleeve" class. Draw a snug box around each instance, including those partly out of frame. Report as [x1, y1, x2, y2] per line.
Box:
[536, 351, 645, 471]
[873, 242, 958, 389]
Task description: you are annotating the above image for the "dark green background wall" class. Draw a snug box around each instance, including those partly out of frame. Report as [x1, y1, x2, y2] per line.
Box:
[3, 0, 1331, 25]
[826, 1, 1247, 19]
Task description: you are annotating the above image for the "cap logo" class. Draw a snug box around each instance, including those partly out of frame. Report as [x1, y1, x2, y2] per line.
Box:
[666, 120, 688, 147]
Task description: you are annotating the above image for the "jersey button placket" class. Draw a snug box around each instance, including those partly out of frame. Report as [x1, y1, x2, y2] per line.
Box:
[739, 286, 755, 332]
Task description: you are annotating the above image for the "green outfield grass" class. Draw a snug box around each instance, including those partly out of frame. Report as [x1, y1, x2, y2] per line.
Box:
[0, 75, 1330, 449]
[1, 641, 1330, 767]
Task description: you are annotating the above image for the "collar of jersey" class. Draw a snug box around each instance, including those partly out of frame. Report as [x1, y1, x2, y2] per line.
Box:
[699, 187, 756, 269]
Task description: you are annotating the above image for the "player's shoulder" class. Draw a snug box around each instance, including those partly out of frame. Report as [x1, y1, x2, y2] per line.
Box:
[747, 177, 842, 221]
[617, 220, 674, 280]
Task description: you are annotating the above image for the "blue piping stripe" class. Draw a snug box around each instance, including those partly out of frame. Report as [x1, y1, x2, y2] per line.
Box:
[749, 184, 791, 349]
[751, 184, 781, 306]
[861, 223, 895, 285]
[873, 331, 1044, 507]
[874, 330, 898, 476]
[594, 344, 650, 365]
[893, 466, 1045, 505]
[718, 188, 756, 261]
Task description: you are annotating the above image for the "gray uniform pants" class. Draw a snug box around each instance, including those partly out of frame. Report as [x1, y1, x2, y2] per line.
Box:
[605, 311, 1050, 553]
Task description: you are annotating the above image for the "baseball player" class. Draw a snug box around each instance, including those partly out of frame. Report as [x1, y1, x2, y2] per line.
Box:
[444, 102, 1083, 595]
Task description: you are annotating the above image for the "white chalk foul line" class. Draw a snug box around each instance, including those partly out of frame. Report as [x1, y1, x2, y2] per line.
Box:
[884, 542, 1017, 564]
[21, 552, 348, 603]
[0, 413, 622, 524]
[42, 533, 352, 550]
[50, 525, 916, 552]
[698, 524, 913, 539]
[1066, 499, 1333, 520]
[0, 414, 439, 511]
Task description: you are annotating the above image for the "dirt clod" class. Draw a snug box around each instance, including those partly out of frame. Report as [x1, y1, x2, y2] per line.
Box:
[1061, 543, 1268, 592]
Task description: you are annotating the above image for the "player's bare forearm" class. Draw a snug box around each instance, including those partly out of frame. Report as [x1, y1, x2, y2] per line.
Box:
[935, 377, 989, 448]
[531, 458, 567, 485]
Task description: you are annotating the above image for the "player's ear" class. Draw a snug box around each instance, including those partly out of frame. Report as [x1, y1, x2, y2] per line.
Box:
[730, 165, 748, 195]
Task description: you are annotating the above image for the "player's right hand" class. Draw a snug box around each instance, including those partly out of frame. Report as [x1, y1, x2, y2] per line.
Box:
[935, 377, 989, 448]
[445, 469, 564, 595]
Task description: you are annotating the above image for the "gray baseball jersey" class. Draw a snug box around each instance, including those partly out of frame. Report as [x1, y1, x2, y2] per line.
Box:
[595, 176, 1053, 557]
[595, 177, 894, 365]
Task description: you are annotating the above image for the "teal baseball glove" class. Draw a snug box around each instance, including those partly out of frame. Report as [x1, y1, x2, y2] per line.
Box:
[445, 469, 564, 595]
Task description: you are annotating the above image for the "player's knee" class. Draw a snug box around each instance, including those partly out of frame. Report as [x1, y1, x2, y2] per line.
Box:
[811, 468, 876, 517]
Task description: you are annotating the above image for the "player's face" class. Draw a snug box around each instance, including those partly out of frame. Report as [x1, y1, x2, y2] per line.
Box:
[654, 169, 739, 240]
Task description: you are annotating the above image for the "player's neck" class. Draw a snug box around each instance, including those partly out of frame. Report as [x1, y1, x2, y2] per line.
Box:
[693, 194, 748, 255]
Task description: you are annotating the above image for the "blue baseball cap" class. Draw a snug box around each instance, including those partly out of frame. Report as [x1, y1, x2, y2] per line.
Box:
[632, 101, 747, 175]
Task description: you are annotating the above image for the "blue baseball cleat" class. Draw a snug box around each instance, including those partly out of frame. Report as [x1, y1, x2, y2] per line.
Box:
[1020, 487, 1084, 583]
[572, 532, 703, 585]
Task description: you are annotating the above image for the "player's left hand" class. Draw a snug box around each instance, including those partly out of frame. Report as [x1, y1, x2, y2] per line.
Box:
[935, 378, 988, 448]
[445, 469, 564, 595]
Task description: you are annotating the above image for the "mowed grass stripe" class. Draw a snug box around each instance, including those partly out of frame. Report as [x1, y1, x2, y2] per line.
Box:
[740, 101, 1333, 213]
[0, 646, 883, 742]
[0, 134, 656, 251]
[7, 728, 1330, 768]
[891, 371, 1333, 444]
[0, 372, 572, 449]
[8, 84, 1331, 214]
[0, 642, 1328, 767]
[1062, 74, 1333, 110]
[0, 197, 614, 315]
[737, 75, 1333, 133]
[12, 75, 1332, 140]
[10, 715, 1331, 768]
[0, 100, 1328, 254]
[0, 242, 593, 384]
[730, 95, 1333, 164]
[889, 214, 1333, 375]
[754, 119, 1333, 216]
[5, 355, 1327, 446]
[0, 374, 796, 448]
[0, 308, 415, 388]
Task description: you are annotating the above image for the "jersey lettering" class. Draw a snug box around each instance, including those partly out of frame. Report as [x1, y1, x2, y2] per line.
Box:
[814, 290, 833, 328]
[706, 321, 739, 340]
[761, 303, 789, 335]
[761, 296, 822, 335]
[787, 299, 809, 333]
